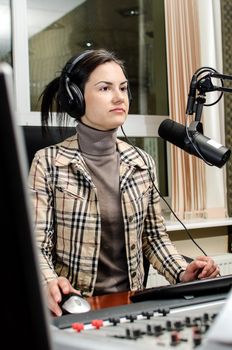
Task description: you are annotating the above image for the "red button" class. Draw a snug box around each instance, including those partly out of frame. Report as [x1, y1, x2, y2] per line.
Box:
[91, 319, 103, 329]
[72, 322, 84, 332]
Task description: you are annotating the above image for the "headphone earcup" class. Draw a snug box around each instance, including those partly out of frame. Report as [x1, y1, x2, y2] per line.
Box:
[58, 75, 85, 118]
[68, 82, 85, 116]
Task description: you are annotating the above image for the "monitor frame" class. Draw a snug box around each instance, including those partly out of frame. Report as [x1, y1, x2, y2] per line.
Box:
[0, 62, 53, 349]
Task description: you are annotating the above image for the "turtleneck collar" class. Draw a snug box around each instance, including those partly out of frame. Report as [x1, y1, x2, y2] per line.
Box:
[76, 122, 118, 156]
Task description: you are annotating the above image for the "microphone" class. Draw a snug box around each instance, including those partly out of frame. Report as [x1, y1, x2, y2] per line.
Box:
[186, 74, 197, 115]
[158, 119, 231, 168]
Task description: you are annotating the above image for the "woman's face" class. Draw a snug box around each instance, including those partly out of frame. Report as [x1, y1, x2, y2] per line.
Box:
[81, 61, 130, 130]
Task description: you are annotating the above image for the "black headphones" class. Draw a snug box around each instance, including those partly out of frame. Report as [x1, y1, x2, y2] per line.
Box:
[58, 52, 90, 119]
[58, 51, 132, 120]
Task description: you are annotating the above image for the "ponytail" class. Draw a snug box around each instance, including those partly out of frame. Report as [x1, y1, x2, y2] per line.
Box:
[40, 77, 70, 135]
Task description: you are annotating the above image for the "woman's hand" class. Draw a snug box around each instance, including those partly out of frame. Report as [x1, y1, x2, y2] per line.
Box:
[45, 276, 81, 316]
[179, 256, 220, 283]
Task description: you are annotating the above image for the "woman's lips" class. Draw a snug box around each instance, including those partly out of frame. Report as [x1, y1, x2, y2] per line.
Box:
[110, 108, 125, 113]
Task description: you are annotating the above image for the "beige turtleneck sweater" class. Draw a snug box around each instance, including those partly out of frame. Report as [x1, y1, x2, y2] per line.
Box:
[77, 122, 129, 295]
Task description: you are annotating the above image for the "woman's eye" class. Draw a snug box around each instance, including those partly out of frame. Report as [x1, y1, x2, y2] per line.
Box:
[121, 86, 128, 92]
[100, 86, 109, 91]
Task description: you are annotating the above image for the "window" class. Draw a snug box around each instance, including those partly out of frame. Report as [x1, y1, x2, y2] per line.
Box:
[27, 0, 168, 116]
[26, 0, 169, 198]
[0, 0, 12, 65]
[4, 0, 170, 201]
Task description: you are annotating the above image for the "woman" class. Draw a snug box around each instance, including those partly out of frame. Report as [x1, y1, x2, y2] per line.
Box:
[29, 49, 219, 316]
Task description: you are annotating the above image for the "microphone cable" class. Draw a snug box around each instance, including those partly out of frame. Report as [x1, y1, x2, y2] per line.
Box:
[184, 115, 214, 167]
[195, 66, 224, 107]
[120, 125, 208, 257]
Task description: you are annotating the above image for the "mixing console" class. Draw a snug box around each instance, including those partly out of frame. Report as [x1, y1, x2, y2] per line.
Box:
[52, 294, 230, 350]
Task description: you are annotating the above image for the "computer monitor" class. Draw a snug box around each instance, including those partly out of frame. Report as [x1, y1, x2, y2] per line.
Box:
[0, 62, 53, 349]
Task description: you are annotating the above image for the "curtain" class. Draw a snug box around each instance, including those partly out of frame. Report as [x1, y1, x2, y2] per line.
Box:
[164, 0, 206, 220]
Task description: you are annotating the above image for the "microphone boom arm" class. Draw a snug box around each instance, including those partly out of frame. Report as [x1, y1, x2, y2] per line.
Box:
[210, 72, 232, 81]
[213, 86, 232, 93]
[197, 72, 232, 94]
[190, 70, 232, 124]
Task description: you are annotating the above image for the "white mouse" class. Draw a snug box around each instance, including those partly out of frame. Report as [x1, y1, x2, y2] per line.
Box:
[60, 293, 91, 314]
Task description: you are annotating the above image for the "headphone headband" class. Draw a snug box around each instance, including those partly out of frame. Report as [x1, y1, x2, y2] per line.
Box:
[63, 50, 93, 75]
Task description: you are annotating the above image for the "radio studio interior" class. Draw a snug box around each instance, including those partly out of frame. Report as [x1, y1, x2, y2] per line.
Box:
[1, 1, 232, 349]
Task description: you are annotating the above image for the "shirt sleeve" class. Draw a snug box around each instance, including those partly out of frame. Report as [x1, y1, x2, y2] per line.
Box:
[142, 155, 188, 284]
[28, 150, 58, 284]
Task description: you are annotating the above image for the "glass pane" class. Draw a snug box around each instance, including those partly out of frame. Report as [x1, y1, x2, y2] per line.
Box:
[27, 0, 168, 115]
[0, 0, 12, 65]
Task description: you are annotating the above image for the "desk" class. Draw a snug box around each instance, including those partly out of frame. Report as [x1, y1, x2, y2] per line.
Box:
[87, 290, 133, 311]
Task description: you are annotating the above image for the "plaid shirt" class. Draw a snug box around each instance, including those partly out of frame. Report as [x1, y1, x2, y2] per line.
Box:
[29, 133, 187, 296]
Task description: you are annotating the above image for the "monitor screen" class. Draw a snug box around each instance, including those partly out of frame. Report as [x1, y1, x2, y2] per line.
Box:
[0, 62, 53, 349]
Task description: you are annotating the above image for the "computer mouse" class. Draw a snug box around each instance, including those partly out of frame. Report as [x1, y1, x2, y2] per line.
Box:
[60, 293, 91, 314]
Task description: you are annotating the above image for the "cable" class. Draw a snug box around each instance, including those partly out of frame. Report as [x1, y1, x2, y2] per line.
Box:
[120, 126, 208, 257]
[195, 67, 224, 107]
[184, 115, 214, 167]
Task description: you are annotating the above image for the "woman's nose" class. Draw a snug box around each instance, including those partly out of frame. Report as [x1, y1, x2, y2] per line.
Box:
[112, 89, 125, 102]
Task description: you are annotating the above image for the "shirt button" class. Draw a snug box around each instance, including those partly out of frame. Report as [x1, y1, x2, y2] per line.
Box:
[131, 244, 136, 250]
[131, 271, 136, 278]
[82, 287, 90, 293]
[129, 215, 134, 222]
